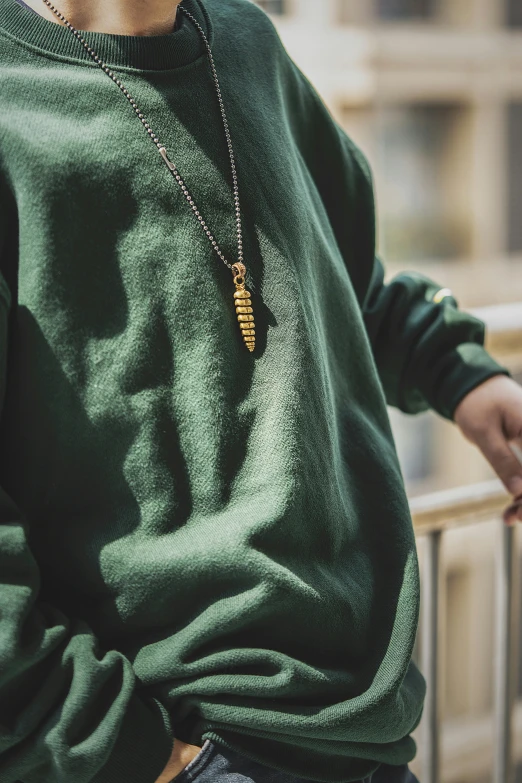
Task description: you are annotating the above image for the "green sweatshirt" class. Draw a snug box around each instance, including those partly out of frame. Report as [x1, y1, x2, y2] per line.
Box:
[0, 0, 511, 781]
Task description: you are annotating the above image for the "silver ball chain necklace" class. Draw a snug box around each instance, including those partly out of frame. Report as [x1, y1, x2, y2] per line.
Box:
[41, 0, 256, 352]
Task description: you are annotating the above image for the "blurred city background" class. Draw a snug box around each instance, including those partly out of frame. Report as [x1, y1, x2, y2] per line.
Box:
[251, 1, 522, 782]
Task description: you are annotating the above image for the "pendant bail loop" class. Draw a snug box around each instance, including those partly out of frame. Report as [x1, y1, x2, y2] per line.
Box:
[232, 262, 247, 288]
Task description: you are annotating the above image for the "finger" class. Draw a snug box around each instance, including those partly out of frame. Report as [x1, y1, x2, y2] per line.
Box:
[474, 431, 522, 498]
[502, 495, 522, 526]
[508, 438, 522, 465]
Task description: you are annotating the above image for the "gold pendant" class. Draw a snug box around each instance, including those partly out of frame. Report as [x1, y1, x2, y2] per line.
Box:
[231, 263, 255, 352]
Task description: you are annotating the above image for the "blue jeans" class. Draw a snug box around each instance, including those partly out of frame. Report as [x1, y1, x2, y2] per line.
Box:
[169, 739, 420, 783]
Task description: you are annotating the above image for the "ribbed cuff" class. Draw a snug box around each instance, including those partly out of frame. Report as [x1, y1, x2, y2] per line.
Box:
[90, 696, 173, 783]
[422, 341, 512, 422]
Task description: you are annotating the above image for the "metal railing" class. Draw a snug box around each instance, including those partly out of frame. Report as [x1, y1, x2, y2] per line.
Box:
[410, 480, 519, 783]
[407, 300, 522, 782]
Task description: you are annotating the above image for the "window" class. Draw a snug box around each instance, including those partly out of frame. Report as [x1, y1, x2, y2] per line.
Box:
[342, 102, 473, 263]
[388, 409, 435, 486]
[338, 0, 472, 26]
[507, 103, 522, 254]
[337, 0, 372, 25]
[377, 0, 436, 20]
[254, 0, 286, 15]
[507, 0, 522, 27]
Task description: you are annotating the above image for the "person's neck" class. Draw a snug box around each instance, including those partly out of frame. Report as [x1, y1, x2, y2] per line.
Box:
[20, 0, 182, 36]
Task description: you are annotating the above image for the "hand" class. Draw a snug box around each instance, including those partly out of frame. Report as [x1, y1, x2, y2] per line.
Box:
[453, 375, 522, 521]
[154, 738, 204, 783]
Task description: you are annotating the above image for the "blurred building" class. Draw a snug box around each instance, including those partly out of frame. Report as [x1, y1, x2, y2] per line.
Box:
[253, 0, 522, 497]
[252, 2, 522, 781]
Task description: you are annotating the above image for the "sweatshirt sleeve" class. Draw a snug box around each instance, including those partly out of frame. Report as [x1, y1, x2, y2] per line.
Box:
[0, 227, 174, 782]
[360, 252, 512, 420]
[285, 61, 512, 421]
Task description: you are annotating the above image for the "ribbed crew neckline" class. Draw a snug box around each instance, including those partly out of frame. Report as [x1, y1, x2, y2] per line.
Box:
[0, 0, 211, 70]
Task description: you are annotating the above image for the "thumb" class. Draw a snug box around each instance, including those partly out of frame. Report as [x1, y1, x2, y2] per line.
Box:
[474, 430, 522, 498]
